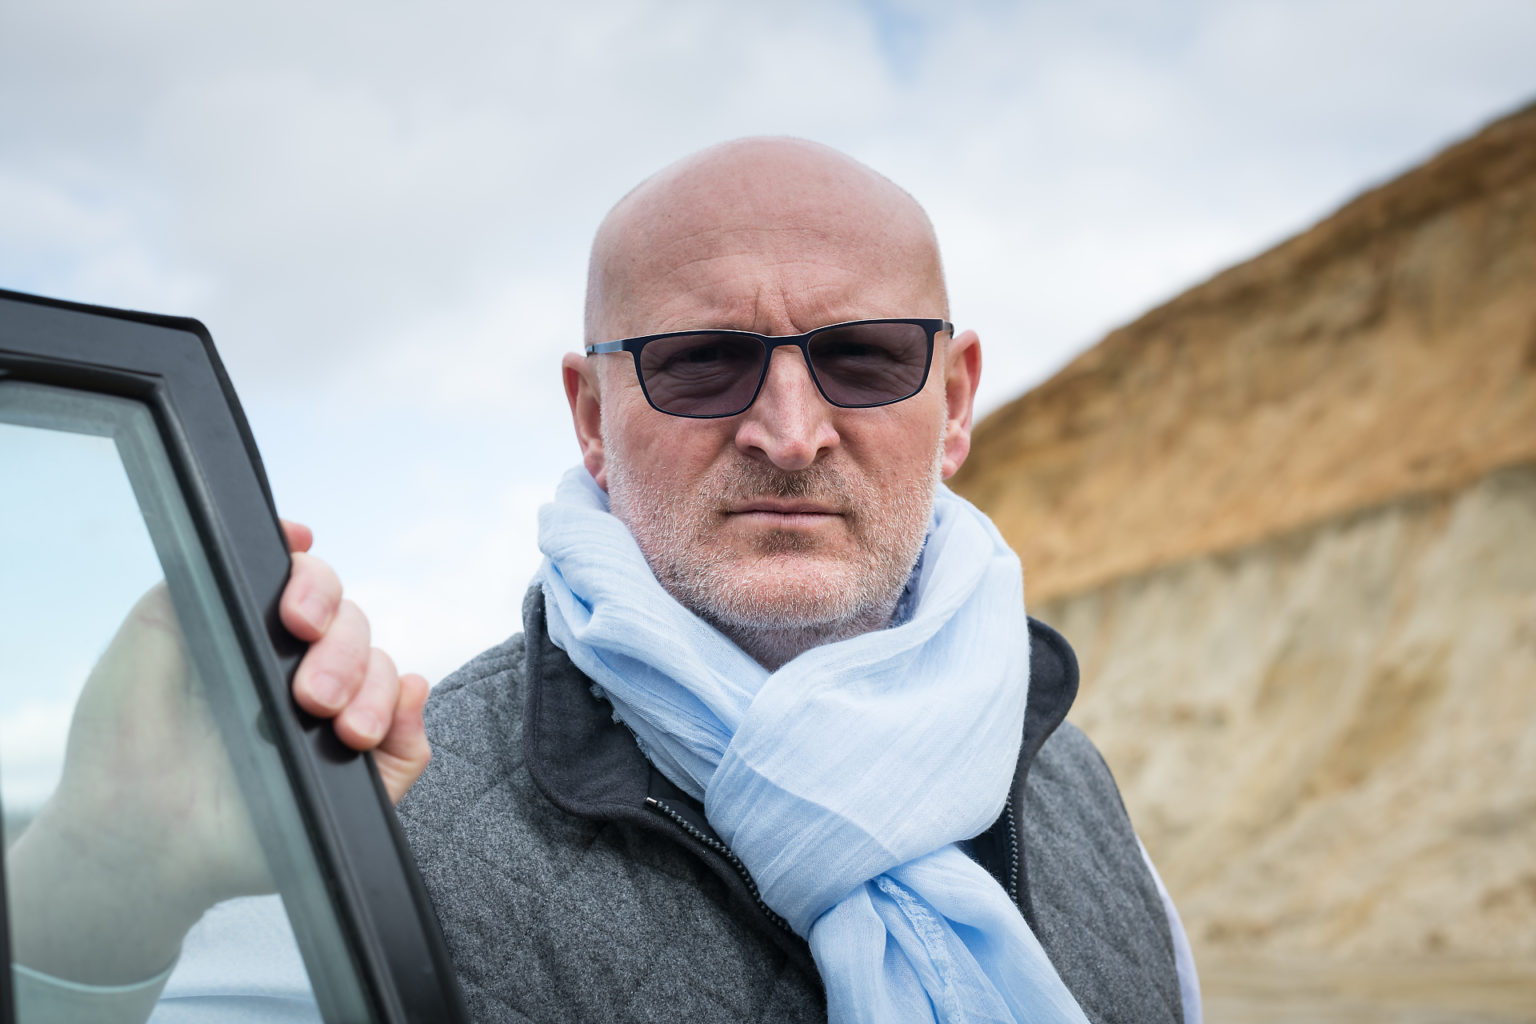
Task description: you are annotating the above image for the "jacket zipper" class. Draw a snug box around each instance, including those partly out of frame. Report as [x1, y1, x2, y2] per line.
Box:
[1004, 797, 1021, 904]
[645, 796, 796, 938]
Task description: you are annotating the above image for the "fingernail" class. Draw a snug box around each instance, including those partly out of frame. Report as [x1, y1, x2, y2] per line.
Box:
[307, 671, 345, 711]
[298, 592, 329, 633]
[349, 710, 383, 745]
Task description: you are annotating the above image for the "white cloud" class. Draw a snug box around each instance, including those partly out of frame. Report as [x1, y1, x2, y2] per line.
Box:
[2, 0, 1533, 680]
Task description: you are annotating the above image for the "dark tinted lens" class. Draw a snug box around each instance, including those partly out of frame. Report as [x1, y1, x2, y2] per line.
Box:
[638, 333, 766, 416]
[807, 322, 931, 407]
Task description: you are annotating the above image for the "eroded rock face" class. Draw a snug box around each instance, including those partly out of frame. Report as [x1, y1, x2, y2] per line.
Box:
[954, 102, 1536, 603]
[953, 104, 1536, 961]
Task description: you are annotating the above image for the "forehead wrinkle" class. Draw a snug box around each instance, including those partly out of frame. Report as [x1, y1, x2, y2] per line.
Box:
[636, 221, 927, 294]
[614, 244, 872, 330]
[665, 265, 877, 336]
[635, 224, 849, 280]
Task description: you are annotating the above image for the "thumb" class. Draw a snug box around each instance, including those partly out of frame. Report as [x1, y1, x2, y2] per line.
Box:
[373, 673, 431, 804]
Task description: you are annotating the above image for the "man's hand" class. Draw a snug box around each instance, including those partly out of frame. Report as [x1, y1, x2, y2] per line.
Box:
[279, 519, 431, 802]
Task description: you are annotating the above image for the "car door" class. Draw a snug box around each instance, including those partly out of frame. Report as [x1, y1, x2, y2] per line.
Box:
[0, 288, 469, 1023]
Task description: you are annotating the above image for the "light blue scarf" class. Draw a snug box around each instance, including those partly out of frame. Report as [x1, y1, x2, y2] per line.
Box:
[538, 467, 1089, 1024]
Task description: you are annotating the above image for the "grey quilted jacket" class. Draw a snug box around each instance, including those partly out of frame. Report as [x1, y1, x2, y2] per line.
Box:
[396, 589, 1185, 1023]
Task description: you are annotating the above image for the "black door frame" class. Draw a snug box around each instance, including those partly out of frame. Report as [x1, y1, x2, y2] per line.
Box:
[0, 287, 468, 1023]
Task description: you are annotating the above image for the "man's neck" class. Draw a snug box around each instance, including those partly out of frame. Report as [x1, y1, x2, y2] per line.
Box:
[706, 595, 902, 671]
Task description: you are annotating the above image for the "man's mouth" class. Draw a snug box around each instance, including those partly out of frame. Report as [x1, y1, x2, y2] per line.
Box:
[726, 499, 845, 529]
[731, 500, 840, 516]
[711, 462, 852, 528]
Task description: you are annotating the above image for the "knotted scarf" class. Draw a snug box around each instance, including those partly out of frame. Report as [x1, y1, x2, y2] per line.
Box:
[538, 467, 1088, 1024]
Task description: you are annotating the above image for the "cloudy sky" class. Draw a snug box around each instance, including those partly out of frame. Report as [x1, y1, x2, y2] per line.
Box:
[3, 0, 1533, 680]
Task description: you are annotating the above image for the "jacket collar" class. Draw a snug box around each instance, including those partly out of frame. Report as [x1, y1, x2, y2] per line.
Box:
[522, 586, 655, 819]
[969, 614, 1078, 915]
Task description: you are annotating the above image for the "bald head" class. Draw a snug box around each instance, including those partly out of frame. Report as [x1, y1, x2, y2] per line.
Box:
[585, 138, 949, 346]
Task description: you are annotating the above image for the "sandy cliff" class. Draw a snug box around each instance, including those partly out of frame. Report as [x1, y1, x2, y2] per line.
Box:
[952, 104, 1536, 965]
[955, 102, 1536, 602]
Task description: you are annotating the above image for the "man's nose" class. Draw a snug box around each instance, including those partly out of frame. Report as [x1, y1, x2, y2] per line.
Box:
[733, 346, 840, 471]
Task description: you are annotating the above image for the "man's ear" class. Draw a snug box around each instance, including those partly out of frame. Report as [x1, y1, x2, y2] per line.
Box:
[562, 352, 609, 490]
[940, 329, 982, 479]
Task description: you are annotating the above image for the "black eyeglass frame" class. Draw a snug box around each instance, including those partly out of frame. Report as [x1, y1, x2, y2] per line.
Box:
[584, 317, 953, 419]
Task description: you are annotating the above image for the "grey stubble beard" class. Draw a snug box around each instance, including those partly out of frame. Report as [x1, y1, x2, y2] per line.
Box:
[604, 432, 945, 670]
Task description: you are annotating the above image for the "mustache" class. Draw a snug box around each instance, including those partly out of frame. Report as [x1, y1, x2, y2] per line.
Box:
[711, 460, 851, 506]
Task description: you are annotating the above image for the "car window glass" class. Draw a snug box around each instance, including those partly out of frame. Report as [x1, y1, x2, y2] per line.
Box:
[0, 381, 376, 1022]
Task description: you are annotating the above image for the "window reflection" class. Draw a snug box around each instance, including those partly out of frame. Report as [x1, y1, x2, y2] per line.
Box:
[0, 423, 161, 838]
[0, 382, 373, 1022]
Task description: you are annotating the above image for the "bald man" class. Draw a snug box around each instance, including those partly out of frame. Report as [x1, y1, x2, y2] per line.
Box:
[392, 139, 1201, 1024]
[15, 139, 1198, 1024]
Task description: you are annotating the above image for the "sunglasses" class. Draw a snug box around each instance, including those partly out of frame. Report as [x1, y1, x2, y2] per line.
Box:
[584, 317, 951, 419]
